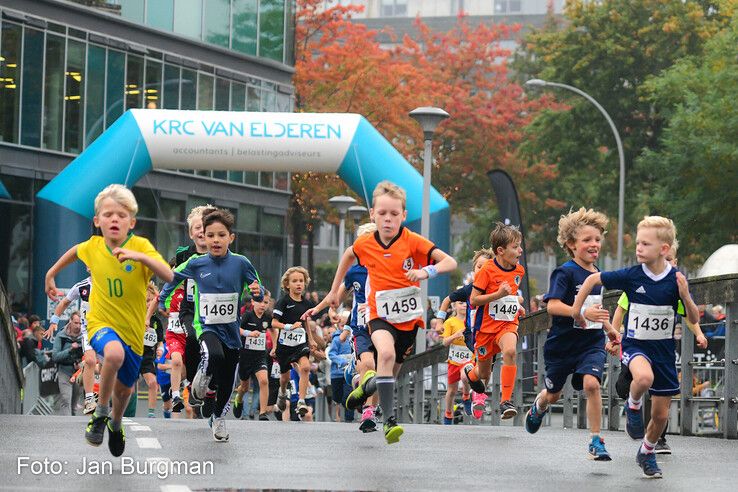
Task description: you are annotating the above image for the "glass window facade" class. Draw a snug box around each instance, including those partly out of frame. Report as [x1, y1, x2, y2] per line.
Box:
[0, 22, 21, 144]
[173, 0, 203, 40]
[0, 19, 293, 194]
[118, 0, 292, 64]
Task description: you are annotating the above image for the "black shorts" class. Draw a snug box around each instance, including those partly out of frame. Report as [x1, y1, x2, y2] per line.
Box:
[368, 319, 418, 364]
[615, 363, 632, 400]
[140, 347, 156, 375]
[275, 343, 310, 373]
[239, 349, 268, 381]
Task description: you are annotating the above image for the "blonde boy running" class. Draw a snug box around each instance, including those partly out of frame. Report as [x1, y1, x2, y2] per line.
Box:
[45, 184, 173, 457]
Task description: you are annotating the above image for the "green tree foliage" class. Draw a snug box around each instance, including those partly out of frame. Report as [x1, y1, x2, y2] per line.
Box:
[513, 0, 735, 257]
[638, 14, 738, 265]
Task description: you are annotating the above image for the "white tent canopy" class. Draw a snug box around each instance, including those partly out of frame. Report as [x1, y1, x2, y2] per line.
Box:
[698, 244, 738, 278]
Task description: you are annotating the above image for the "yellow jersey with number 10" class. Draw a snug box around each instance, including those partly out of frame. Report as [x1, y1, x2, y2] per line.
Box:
[77, 234, 166, 355]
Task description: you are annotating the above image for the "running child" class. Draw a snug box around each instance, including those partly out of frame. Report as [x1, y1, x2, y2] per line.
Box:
[436, 248, 494, 418]
[233, 290, 277, 421]
[441, 300, 473, 424]
[523, 208, 621, 460]
[573, 216, 701, 478]
[46, 275, 98, 414]
[611, 239, 707, 455]
[311, 181, 457, 444]
[159, 208, 263, 442]
[160, 274, 187, 414]
[272, 266, 318, 419]
[464, 223, 526, 419]
[44, 184, 173, 457]
[171, 205, 211, 410]
[141, 282, 162, 418]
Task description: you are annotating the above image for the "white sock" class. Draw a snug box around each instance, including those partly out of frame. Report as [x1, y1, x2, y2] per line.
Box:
[627, 395, 643, 410]
[536, 396, 548, 412]
[85, 392, 94, 401]
[640, 437, 656, 454]
[172, 390, 180, 399]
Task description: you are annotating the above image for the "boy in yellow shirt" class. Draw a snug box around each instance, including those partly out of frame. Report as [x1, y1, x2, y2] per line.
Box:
[441, 300, 473, 424]
[45, 184, 173, 457]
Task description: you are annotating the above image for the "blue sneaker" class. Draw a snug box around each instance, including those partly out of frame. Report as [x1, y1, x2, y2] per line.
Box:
[588, 436, 612, 461]
[625, 405, 645, 440]
[443, 415, 453, 425]
[636, 449, 663, 478]
[462, 397, 472, 416]
[525, 398, 548, 434]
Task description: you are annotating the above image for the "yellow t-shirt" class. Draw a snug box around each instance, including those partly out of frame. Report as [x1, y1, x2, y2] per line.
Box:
[442, 316, 472, 365]
[77, 234, 166, 355]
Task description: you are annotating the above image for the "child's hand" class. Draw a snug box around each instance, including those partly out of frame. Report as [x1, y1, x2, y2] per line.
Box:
[605, 340, 619, 356]
[405, 269, 428, 282]
[248, 280, 261, 296]
[45, 278, 61, 302]
[676, 271, 690, 297]
[112, 247, 141, 263]
[249, 330, 261, 338]
[269, 348, 276, 358]
[696, 334, 708, 349]
[584, 305, 610, 323]
[496, 282, 512, 297]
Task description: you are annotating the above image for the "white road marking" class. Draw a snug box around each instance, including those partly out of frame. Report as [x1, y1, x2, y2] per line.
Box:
[135, 437, 162, 449]
[130, 425, 151, 431]
[160, 486, 192, 492]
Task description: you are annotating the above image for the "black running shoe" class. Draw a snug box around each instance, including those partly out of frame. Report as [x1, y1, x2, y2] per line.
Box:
[106, 421, 125, 457]
[258, 413, 269, 421]
[85, 414, 108, 446]
[232, 398, 243, 419]
[500, 400, 517, 419]
[462, 364, 487, 394]
[172, 395, 184, 413]
[202, 393, 216, 418]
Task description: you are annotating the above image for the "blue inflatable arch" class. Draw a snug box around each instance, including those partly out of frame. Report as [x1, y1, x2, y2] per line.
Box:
[33, 110, 450, 310]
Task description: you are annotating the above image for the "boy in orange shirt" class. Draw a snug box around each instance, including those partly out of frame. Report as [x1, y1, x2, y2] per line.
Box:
[309, 181, 457, 443]
[464, 222, 525, 419]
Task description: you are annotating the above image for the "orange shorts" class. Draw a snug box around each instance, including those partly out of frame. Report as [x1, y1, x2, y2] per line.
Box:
[447, 363, 463, 385]
[474, 325, 518, 361]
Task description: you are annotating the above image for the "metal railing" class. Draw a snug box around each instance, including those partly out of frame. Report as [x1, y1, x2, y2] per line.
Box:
[395, 273, 738, 439]
[0, 278, 23, 414]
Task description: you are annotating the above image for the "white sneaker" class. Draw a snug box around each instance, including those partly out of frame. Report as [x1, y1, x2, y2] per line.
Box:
[192, 370, 212, 401]
[83, 400, 97, 415]
[276, 389, 288, 412]
[212, 417, 229, 442]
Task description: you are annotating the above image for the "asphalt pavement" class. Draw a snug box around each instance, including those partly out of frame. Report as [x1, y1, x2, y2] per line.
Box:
[1, 414, 735, 491]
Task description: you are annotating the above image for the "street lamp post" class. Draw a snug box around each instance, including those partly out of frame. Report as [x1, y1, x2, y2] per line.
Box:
[524, 79, 625, 268]
[409, 107, 449, 353]
[329, 195, 357, 264]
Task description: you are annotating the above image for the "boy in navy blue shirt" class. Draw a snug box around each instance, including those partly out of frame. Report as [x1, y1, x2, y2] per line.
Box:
[573, 216, 700, 479]
[524, 208, 620, 461]
[160, 208, 263, 442]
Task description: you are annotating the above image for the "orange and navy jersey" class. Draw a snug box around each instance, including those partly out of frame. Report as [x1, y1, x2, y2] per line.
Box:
[353, 226, 436, 332]
[473, 258, 525, 334]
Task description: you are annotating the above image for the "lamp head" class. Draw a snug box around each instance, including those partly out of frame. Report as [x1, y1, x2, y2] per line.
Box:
[347, 205, 368, 221]
[409, 107, 449, 139]
[328, 195, 357, 216]
[524, 79, 548, 90]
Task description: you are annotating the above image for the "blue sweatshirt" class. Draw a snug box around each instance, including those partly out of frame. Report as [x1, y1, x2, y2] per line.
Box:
[328, 329, 353, 379]
[159, 250, 263, 350]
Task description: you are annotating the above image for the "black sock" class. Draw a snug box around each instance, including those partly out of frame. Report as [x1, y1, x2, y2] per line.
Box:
[376, 376, 395, 421]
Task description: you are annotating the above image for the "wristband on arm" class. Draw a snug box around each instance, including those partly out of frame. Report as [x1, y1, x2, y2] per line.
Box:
[283, 323, 293, 331]
[435, 310, 447, 320]
[422, 265, 438, 279]
[49, 315, 60, 325]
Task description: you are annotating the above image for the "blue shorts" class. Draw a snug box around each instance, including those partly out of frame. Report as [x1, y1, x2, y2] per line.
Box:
[544, 347, 606, 393]
[90, 327, 143, 388]
[622, 341, 679, 396]
[353, 325, 374, 358]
